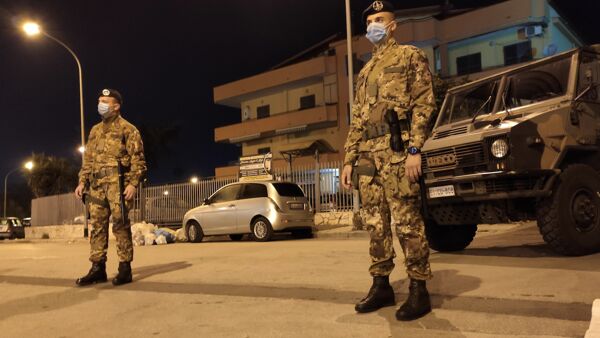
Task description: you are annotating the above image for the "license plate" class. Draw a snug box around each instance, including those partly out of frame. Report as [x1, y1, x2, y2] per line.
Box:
[429, 185, 456, 198]
[289, 203, 304, 210]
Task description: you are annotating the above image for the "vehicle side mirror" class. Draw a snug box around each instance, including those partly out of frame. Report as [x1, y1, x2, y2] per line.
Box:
[203, 198, 210, 205]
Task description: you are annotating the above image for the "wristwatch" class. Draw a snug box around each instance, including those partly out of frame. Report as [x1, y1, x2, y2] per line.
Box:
[407, 146, 421, 155]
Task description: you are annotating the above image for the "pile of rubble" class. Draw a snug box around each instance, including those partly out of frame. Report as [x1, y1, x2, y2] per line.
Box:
[131, 222, 187, 246]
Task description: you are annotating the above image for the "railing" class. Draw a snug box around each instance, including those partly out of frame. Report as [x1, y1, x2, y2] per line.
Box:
[31, 161, 355, 227]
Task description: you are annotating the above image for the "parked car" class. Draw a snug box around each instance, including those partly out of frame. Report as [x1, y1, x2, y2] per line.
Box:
[21, 217, 31, 227]
[420, 45, 600, 256]
[0, 217, 25, 240]
[182, 181, 314, 242]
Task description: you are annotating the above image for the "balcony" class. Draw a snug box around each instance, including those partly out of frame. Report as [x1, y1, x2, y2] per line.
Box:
[214, 105, 338, 144]
[214, 55, 337, 107]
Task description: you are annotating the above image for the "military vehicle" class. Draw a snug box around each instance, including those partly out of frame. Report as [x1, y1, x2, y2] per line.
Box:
[421, 45, 600, 256]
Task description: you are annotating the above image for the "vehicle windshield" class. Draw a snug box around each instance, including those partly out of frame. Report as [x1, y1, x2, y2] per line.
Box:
[437, 54, 572, 126]
[438, 78, 501, 125]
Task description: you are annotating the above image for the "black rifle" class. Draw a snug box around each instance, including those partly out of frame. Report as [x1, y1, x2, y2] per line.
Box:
[81, 182, 90, 238]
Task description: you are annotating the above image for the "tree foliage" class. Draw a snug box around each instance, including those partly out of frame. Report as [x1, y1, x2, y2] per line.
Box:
[26, 153, 79, 198]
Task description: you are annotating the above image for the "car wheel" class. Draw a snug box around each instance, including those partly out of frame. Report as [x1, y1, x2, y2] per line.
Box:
[251, 217, 273, 242]
[536, 164, 600, 256]
[291, 228, 313, 239]
[186, 221, 204, 243]
[229, 234, 244, 241]
[425, 219, 477, 252]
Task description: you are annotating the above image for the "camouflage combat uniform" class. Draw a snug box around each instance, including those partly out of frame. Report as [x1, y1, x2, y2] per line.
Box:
[344, 38, 436, 280]
[79, 114, 146, 263]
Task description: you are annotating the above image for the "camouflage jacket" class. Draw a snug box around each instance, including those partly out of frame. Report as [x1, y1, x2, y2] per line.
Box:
[343, 38, 436, 166]
[79, 114, 147, 187]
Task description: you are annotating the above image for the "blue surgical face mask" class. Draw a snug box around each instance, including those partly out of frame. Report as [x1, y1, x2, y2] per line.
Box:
[366, 21, 392, 45]
[98, 102, 111, 117]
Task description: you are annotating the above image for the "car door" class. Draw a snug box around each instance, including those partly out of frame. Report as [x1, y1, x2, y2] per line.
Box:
[235, 183, 269, 233]
[201, 184, 242, 235]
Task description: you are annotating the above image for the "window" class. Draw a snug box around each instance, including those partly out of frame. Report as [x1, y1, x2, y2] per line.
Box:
[577, 52, 600, 103]
[439, 79, 501, 125]
[241, 184, 268, 199]
[211, 184, 241, 203]
[257, 105, 270, 119]
[456, 53, 482, 75]
[504, 41, 532, 66]
[272, 183, 305, 197]
[300, 94, 316, 110]
[258, 147, 270, 155]
[502, 55, 571, 110]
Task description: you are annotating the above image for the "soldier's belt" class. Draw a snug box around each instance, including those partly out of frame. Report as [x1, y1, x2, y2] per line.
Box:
[92, 167, 118, 180]
[362, 123, 391, 141]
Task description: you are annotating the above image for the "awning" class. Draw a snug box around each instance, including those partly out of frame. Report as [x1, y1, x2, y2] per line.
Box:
[279, 139, 336, 158]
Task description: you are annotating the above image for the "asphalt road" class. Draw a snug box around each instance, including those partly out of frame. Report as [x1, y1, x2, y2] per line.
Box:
[0, 222, 597, 338]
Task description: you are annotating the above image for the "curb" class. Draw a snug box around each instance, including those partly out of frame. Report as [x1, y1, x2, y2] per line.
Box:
[313, 230, 369, 239]
[586, 299, 600, 338]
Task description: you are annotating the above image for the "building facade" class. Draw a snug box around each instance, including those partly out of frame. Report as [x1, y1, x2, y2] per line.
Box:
[212, 0, 581, 177]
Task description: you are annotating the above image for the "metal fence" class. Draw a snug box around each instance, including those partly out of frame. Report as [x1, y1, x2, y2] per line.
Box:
[31, 161, 355, 226]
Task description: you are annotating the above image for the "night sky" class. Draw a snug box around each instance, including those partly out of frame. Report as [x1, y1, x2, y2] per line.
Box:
[0, 0, 598, 187]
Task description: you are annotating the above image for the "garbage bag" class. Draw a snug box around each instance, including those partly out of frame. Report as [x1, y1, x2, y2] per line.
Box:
[144, 233, 156, 246]
[175, 228, 187, 242]
[133, 231, 145, 247]
[155, 228, 175, 243]
[155, 235, 167, 245]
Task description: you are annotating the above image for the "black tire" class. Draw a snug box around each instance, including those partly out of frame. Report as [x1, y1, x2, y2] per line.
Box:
[186, 221, 204, 243]
[536, 164, 600, 256]
[229, 234, 244, 241]
[291, 228, 313, 239]
[425, 219, 477, 252]
[251, 217, 273, 242]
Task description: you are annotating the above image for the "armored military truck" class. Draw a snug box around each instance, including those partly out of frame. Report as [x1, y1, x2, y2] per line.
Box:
[421, 45, 600, 256]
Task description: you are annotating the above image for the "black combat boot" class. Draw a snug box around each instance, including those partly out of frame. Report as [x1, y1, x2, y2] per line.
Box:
[395, 279, 432, 321]
[112, 262, 133, 286]
[355, 276, 396, 313]
[76, 262, 108, 286]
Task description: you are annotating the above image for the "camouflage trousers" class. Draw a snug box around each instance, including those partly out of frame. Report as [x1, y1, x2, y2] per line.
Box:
[88, 180, 133, 263]
[357, 150, 432, 280]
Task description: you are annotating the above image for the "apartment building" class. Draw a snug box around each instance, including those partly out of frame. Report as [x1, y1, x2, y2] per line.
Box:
[213, 0, 581, 177]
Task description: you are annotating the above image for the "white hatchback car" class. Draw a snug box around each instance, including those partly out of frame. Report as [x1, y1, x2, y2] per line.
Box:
[182, 181, 314, 242]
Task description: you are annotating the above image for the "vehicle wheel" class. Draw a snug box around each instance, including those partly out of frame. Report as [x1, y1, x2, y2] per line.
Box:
[251, 217, 273, 242]
[536, 164, 600, 256]
[291, 228, 313, 239]
[186, 221, 204, 243]
[229, 234, 244, 241]
[425, 219, 477, 252]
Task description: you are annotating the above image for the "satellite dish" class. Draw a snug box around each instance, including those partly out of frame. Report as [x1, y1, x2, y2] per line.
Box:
[242, 106, 250, 121]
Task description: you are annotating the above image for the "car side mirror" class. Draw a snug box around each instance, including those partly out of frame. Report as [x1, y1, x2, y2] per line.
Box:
[203, 198, 210, 205]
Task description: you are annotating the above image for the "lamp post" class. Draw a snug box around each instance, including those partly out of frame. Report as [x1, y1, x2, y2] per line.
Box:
[22, 22, 86, 156]
[3, 161, 34, 218]
[23, 22, 89, 236]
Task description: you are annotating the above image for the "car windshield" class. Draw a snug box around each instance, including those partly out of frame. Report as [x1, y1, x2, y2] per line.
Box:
[437, 54, 573, 126]
[272, 183, 305, 197]
[438, 79, 501, 125]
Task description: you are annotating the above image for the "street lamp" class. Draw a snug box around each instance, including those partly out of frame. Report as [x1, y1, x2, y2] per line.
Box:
[3, 161, 34, 218]
[23, 22, 88, 236]
[190, 177, 199, 184]
[21, 22, 86, 162]
[78, 146, 85, 154]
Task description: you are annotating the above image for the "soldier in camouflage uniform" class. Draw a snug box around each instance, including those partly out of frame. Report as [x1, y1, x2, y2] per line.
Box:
[75, 88, 146, 286]
[341, 1, 436, 321]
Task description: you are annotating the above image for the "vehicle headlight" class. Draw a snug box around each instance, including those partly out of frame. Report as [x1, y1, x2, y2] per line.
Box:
[490, 139, 509, 158]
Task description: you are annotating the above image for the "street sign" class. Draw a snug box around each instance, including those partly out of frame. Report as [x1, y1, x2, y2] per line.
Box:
[239, 153, 273, 182]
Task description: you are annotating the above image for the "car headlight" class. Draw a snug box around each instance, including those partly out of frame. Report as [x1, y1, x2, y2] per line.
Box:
[490, 139, 509, 158]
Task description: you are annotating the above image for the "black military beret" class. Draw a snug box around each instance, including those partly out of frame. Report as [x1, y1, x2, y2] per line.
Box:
[362, 1, 395, 23]
[99, 88, 123, 104]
